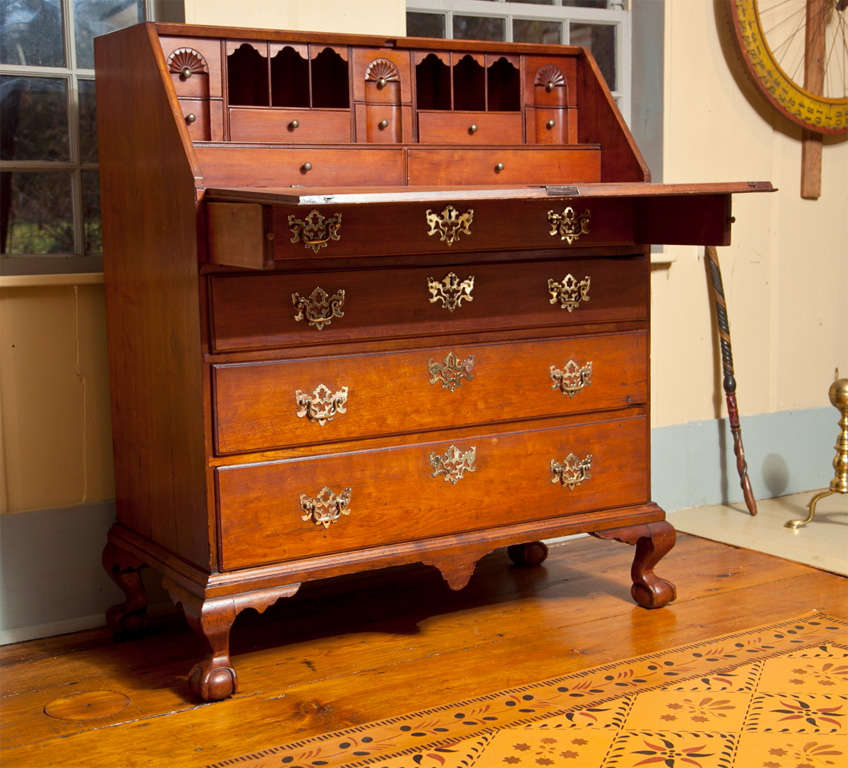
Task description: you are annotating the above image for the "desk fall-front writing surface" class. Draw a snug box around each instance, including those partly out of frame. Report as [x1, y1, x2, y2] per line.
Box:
[94, 22, 772, 701]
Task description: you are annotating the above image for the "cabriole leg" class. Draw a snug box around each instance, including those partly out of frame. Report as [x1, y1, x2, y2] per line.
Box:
[102, 540, 148, 636]
[593, 521, 677, 609]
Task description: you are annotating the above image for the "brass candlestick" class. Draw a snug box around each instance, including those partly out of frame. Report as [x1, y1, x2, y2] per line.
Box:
[786, 371, 848, 529]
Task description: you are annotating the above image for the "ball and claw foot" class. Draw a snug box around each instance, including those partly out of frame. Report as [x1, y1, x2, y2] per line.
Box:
[102, 541, 149, 638]
[188, 659, 238, 702]
[507, 540, 549, 567]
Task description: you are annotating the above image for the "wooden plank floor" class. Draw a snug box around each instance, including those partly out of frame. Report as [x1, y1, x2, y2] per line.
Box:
[2, 532, 846, 767]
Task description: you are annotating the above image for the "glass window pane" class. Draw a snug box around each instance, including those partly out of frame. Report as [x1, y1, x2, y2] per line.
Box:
[570, 22, 616, 89]
[453, 15, 505, 42]
[0, 76, 69, 161]
[0, 171, 74, 255]
[73, 0, 144, 69]
[511, 0, 555, 4]
[78, 78, 97, 163]
[564, 1, 609, 7]
[0, 0, 65, 67]
[513, 19, 561, 44]
[406, 11, 445, 38]
[82, 169, 100, 254]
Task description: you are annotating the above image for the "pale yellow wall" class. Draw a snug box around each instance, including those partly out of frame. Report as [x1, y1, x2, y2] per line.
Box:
[183, 0, 406, 35]
[652, 1, 848, 428]
[0, 280, 114, 513]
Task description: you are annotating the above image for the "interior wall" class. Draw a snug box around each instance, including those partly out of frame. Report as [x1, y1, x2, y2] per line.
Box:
[652, 0, 847, 429]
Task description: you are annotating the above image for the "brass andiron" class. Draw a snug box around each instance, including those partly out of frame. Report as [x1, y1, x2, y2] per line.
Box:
[786, 371, 848, 529]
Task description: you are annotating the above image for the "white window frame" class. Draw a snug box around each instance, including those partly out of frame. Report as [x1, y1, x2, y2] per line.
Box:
[0, 1, 156, 275]
[406, 0, 631, 123]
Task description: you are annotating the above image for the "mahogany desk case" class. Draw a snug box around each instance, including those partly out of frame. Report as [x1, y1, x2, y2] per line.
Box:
[94, 23, 771, 701]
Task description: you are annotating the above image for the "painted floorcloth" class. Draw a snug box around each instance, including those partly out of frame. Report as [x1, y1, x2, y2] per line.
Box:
[207, 613, 848, 768]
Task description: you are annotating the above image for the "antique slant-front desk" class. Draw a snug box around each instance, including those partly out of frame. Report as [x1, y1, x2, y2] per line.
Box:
[95, 22, 770, 701]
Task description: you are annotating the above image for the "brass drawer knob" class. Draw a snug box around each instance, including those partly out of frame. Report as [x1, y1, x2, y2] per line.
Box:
[377, 76, 387, 89]
[180, 66, 193, 80]
[551, 453, 592, 489]
[546, 119, 556, 129]
[427, 272, 475, 312]
[288, 119, 299, 131]
[288, 209, 342, 254]
[428, 352, 475, 391]
[550, 360, 592, 397]
[548, 273, 591, 313]
[430, 445, 477, 484]
[295, 384, 349, 425]
[425, 205, 474, 247]
[300, 487, 352, 528]
[468, 123, 478, 134]
[547, 206, 591, 244]
[545, 81, 555, 92]
[184, 113, 197, 125]
[378, 119, 389, 130]
[291, 286, 346, 330]
[494, 162, 504, 173]
[300, 161, 312, 173]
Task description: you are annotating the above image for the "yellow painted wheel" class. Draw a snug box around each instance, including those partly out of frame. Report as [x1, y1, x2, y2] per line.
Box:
[728, 0, 848, 134]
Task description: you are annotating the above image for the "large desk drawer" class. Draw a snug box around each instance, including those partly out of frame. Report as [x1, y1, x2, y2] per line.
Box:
[213, 330, 648, 454]
[209, 256, 647, 353]
[216, 413, 649, 569]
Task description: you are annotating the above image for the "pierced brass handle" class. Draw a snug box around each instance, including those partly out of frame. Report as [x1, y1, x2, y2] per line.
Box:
[295, 384, 349, 425]
[427, 272, 475, 312]
[425, 205, 474, 247]
[300, 487, 352, 528]
[300, 161, 312, 173]
[291, 286, 346, 330]
[546, 119, 555, 129]
[547, 206, 591, 244]
[550, 360, 592, 397]
[468, 123, 478, 134]
[428, 352, 475, 391]
[430, 445, 477, 484]
[378, 119, 389, 130]
[288, 119, 299, 130]
[184, 113, 197, 124]
[548, 274, 591, 313]
[551, 453, 592, 489]
[288, 209, 342, 254]
[494, 162, 504, 173]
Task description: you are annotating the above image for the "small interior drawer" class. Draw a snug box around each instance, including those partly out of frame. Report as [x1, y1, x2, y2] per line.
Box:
[229, 107, 351, 143]
[417, 111, 523, 144]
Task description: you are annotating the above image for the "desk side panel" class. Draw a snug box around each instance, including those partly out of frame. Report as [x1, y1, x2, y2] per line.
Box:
[95, 24, 211, 570]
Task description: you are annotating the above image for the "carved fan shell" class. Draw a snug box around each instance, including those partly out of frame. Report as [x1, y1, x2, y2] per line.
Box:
[167, 48, 208, 76]
[365, 57, 400, 83]
[534, 64, 565, 88]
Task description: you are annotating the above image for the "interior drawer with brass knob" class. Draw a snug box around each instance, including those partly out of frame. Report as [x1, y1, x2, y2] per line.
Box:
[417, 112, 523, 144]
[215, 411, 649, 569]
[208, 256, 648, 353]
[354, 104, 412, 143]
[229, 107, 351, 143]
[212, 330, 648, 454]
[526, 107, 578, 145]
[407, 147, 601, 185]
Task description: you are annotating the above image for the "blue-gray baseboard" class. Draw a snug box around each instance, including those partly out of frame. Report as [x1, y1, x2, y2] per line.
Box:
[0, 406, 834, 644]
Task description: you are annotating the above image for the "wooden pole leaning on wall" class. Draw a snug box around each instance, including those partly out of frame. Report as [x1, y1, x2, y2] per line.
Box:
[705, 246, 758, 516]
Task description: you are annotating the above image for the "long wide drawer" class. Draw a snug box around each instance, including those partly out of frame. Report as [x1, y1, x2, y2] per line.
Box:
[209, 256, 647, 353]
[216, 414, 649, 569]
[213, 331, 648, 454]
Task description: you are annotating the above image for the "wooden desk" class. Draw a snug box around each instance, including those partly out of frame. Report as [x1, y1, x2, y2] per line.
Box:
[94, 23, 772, 701]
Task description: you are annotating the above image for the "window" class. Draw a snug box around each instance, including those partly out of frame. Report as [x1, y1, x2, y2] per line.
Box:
[406, 1, 630, 120]
[0, 0, 182, 275]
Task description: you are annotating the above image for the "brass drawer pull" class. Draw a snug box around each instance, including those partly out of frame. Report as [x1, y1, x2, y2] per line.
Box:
[430, 445, 477, 484]
[428, 352, 475, 391]
[427, 272, 475, 312]
[494, 162, 504, 173]
[300, 161, 312, 173]
[548, 273, 591, 313]
[291, 286, 346, 330]
[288, 209, 342, 254]
[295, 384, 349, 425]
[378, 118, 389, 130]
[468, 123, 478, 134]
[550, 360, 592, 397]
[547, 206, 591, 244]
[184, 112, 197, 125]
[300, 487, 352, 529]
[288, 119, 299, 130]
[425, 205, 474, 246]
[551, 453, 592, 489]
[546, 119, 555, 129]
